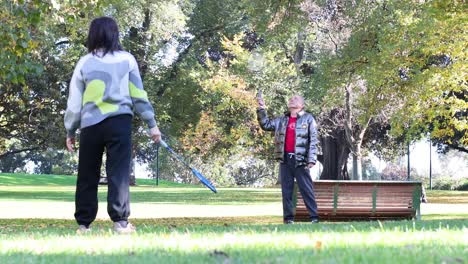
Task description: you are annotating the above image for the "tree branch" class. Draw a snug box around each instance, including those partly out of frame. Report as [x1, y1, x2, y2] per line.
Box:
[156, 41, 193, 99]
[0, 147, 40, 160]
[445, 144, 468, 154]
[344, 73, 355, 152]
[357, 117, 372, 146]
[156, 23, 232, 99]
[313, 21, 338, 53]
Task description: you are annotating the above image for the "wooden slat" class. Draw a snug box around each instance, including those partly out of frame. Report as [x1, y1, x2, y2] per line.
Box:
[293, 180, 422, 222]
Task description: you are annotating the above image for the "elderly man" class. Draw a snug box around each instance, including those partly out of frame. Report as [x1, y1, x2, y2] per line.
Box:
[257, 95, 319, 224]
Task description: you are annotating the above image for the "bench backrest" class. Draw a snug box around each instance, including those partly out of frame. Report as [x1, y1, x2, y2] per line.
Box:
[294, 180, 422, 220]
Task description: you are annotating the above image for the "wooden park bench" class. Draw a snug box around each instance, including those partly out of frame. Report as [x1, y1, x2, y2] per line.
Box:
[293, 180, 422, 221]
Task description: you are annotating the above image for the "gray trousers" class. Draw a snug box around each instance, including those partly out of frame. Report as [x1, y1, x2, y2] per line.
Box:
[280, 153, 318, 221]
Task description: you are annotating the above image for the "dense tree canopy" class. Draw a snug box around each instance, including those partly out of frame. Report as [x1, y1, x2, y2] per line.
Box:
[0, 0, 466, 185]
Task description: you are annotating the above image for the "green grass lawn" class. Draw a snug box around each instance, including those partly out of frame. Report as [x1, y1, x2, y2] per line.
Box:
[0, 173, 467, 263]
[0, 218, 466, 264]
[0, 172, 188, 187]
[1, 173, 467, 204]
[0, 173, 280, 205]
[426, 190, 468, 204]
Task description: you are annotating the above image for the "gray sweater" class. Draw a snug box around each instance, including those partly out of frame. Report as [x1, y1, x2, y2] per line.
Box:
[64, 51, 156, 137]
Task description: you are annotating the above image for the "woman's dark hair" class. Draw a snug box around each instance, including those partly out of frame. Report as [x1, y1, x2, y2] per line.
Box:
[87, 17, 123, 56]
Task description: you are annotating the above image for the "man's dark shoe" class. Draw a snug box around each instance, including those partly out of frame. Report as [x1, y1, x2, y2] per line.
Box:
[284, 220, 294, 224]
[311, 218, 319, 223]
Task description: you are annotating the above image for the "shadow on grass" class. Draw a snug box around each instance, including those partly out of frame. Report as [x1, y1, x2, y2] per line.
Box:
[1, 218, 467, 235]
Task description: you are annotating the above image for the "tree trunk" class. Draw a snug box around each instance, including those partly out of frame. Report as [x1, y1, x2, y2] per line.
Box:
[129, 159, 136, 186]
[294, 31, 305, 65]
[319, 135, 350, 180]
[337, 143, 350, 180]
[343, 75, 370, 181]
[127, 8, 151, 79]
[351, 152, 362, 180]
[319, 136, 337, 179]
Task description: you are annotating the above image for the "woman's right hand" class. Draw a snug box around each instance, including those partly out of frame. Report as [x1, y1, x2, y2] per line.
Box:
[257, 98, 266, 109]
[66, 137, 75, 152]
[150, 126, 162, 143]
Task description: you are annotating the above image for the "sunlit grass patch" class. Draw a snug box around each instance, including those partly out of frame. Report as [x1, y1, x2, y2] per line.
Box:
[0, 218, 466, 264]
[426, 190, 468, 204]
[0, 173, 467, 263]
[0, 185, 281, 205]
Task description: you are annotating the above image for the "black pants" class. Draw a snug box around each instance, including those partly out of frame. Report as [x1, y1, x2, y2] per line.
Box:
[75, 115, 132, 227]
[280, 153, 318, 221]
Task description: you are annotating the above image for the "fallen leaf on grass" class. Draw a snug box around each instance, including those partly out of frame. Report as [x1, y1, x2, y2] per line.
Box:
[315, 241, 322, 249]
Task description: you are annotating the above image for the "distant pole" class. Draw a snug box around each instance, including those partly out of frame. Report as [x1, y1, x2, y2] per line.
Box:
[407, 141, 411, 181]
[156, 144, 160, 186]
[429, 138, 432, 190]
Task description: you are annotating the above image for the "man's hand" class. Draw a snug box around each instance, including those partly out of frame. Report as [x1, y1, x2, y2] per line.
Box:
[66, 137, 75, 152]
[307, 163, 315, 169]
[257, 98, 266, 109]
[150, 126, 162, 143]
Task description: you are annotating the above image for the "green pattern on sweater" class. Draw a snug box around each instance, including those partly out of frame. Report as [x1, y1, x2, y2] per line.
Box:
[129, 81, 148, 99]
[82, 80, 118, 114]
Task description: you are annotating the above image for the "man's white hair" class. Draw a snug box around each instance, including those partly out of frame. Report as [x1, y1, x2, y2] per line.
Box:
[291, 95, 305, 107]
[295, 95, 305, 105]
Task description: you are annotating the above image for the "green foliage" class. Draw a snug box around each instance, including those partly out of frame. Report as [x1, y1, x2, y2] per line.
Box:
[456, 182, 468, 191]
[0, 149, 28, 174]
[366, 1, 467, 149]
[0, 1, 45, 85]
[189, 0, 244, 42]
[242, 0, 304, 31]
[2, 0, 466, 184]
[431, 176, 468, 191]
[312, 0, 467, 163]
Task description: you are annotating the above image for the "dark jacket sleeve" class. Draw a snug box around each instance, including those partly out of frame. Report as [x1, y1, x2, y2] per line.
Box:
[257, 108, 279, 131]
[308, 115, 319, 164]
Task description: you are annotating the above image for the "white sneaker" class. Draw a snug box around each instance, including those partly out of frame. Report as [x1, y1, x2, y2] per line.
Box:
[113, 221, 136, 234]
[76, 225, 91, 234]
